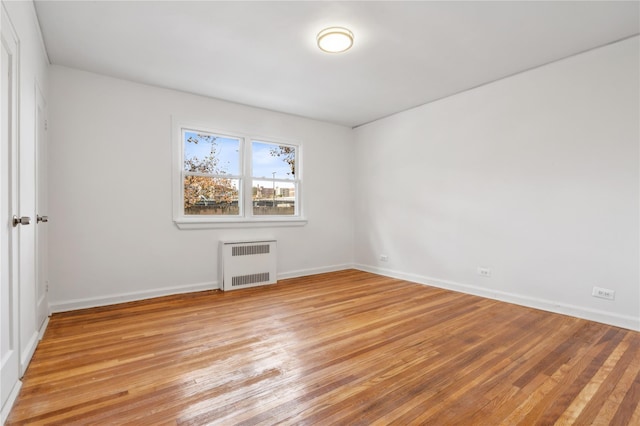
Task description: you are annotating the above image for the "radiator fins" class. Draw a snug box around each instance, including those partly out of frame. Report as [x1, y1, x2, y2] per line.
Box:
[231, 272, 270, 287]
[232, 244, 270, 256]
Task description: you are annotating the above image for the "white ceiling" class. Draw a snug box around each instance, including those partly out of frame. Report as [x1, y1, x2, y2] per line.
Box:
[34, 1, 639, 128]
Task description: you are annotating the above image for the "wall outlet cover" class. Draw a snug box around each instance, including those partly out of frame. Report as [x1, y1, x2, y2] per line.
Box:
[477, 267, 492, 277]
[592, 286, 615, 300]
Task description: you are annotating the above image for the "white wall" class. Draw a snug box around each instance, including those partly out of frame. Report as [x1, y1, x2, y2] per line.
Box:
[353, 36, 639, 330]
[48, 66, 354, 310]
[2, 0, 49, 371]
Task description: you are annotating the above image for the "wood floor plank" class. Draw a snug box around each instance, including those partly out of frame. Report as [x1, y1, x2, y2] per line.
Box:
[6, 270, 640, 425]
[567, 335, 638, 424]
[590, 339, 640, 425]
[610, 367, 640, 426]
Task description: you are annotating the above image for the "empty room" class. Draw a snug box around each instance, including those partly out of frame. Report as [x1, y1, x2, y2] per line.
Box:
[1, 1, 639, 424]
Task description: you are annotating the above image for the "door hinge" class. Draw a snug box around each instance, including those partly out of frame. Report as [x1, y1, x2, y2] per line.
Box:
[44, 119, 48, 131]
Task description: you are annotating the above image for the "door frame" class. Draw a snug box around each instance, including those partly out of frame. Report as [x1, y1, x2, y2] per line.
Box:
[34, 80, 48, 331]
[0, 4, 22, 423]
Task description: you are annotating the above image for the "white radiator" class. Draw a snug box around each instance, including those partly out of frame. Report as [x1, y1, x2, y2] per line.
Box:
[218, 240, 277, 291]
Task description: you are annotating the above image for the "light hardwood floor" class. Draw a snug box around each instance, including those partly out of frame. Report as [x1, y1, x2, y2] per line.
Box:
[7, 270, 640, 425]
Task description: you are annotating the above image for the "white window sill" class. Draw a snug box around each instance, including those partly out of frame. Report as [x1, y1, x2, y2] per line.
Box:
[174, 217, 308, 230]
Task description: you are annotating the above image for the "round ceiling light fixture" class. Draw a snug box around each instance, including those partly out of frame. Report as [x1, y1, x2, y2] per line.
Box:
[317, 27, 354, 53]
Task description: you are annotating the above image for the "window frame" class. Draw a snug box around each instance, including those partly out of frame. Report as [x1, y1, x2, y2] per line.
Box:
[172, 118, 307, 229]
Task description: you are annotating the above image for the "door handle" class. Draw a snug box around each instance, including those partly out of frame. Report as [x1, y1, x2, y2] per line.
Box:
[13, 215, 31, 227]
[37, 215, 48, 223]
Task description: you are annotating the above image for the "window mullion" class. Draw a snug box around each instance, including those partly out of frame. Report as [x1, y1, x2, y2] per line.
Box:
[243, 137, 251, 218]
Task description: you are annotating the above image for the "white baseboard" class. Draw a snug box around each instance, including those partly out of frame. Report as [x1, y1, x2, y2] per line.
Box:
[48, 264, 636, 332]
[20, 331, 39, 376]
[19, 315, 52, 376]
[1, 379, 21, 425]
[354, 264, 640, 332]
[48, 265, 355, 313]
[50, 281, 219, 313]
[38, 316, 50, 341]
[6, 319, 51, 422]
[278, 263, 353, 280]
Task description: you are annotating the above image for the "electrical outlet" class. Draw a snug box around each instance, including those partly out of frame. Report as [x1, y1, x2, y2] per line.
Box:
[592, 286, 615, 300]
[379, 254, 389, 262]
[477, 267, 492, 277]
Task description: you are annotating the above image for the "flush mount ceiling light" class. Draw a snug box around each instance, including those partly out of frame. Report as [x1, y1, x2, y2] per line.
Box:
[317, 27, 354, 53]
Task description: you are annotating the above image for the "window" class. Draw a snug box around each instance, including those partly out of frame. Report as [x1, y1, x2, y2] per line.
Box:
[183, 131, 241, 216]
[173, 121, 305, 229]
[251, 141, 297, 216]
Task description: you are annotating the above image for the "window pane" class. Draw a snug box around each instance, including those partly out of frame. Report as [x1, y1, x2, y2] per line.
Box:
[252, 180, 295, 216]
[184, 131, 240, 175]
[184, 176, 240, 215]
[252, 141, 295, 179]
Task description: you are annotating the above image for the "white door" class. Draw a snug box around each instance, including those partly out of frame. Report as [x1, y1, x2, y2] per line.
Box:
[1, 7, 21, 419]
[35, 84, 48, 328]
